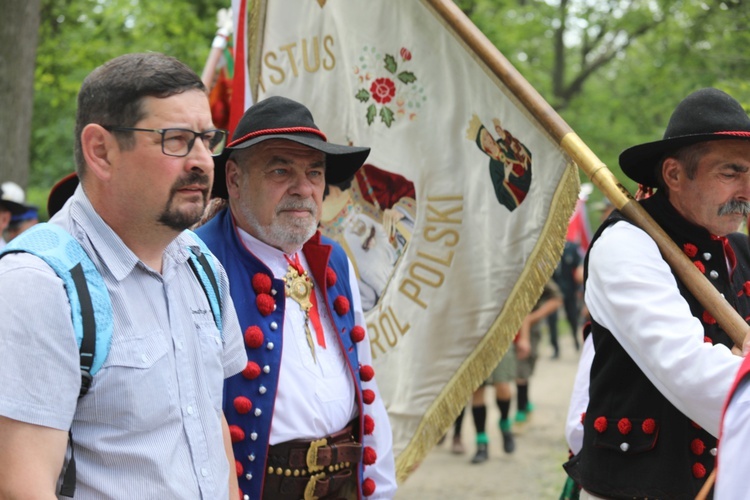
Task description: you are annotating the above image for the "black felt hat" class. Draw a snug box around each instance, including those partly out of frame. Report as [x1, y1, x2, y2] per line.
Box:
[620, 88, 750, 187]
[212, 96, 370, 198]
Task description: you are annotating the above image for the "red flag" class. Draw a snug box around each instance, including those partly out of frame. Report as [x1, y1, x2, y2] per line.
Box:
[228, 0, 251, 134]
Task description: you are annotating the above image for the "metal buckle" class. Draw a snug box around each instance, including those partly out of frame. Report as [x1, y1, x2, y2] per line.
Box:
[306, 437, 328, 473]
[304, 472, 324, 500]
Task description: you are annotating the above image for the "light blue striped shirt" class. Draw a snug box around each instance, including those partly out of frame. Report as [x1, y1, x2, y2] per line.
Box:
[0, 186, 247, 499]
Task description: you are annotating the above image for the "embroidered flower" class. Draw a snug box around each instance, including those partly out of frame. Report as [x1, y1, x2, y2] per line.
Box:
[233, 396, 253, 414]
[363, 389, 376, 404]
[251, 273, 272, 294]
[362, 478, 376, 496]
[351, 325, 366, 343]
[702, 310, 717, 325]
[244, 326, 264, 349]
[242, 361, 261, 380]
[256, 293, 275, 316]
[693, 261, 705, 273]
[360, 365, 375, 382]
[594, 416, 608, 433]
[617, 418, 632, 435]
[400, 47, 412, 61]
[334, 296, 351, 315]
[363, 446, 378, 465]
[229, 425, 245, 443]
[683, 243, 698, 258]
[691, 438, 706, 455]
[370, 78, 396, 104]
[364, 414, 375, 435]
[642, 418, 656, 435]
[326, 267, 338, 287]
[692, 462, 707, 479]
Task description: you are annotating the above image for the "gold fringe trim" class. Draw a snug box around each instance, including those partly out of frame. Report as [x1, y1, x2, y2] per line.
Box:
[248, 0, 267, 102]
[394, 162, 580, 483]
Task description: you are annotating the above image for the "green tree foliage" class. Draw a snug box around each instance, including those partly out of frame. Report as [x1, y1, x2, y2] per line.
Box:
[31, 0, 226, 188]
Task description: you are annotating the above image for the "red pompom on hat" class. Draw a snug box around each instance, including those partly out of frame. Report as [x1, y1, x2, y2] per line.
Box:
[618, 418, 632, 435]
[244, 326, 264, 349]
[362, 478, 376, 496]
[326, 267, 338, 287]
[351, 326, 366, 343]
[363, 446, 377, 465]
[692, 462, 707, 479]
[234, 396, 253, 414]
[683, 243, 698, 258]
[252, 273, 272, 294]
[236, 460, 244, 476]
[642, 418, 656, 434]
[702, 310, 717, 325]
[594, 416, 608, 433]
[364, 414, 375, 435]
[242, 361, 261, 380]
[334, 296, 350, 315]
[363, 389, 376, 404]
[360, 365, 375, 382]
[229, 425, 245, 443]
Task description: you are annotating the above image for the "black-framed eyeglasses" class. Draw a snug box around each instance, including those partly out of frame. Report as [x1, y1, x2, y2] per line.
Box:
[103, 126, 228, 157]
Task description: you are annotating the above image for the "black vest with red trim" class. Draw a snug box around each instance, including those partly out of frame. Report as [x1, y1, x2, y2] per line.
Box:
[571, 191, 750, 499]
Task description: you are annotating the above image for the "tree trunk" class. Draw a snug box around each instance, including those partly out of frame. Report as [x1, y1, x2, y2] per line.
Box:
[0, 0, 42, 187]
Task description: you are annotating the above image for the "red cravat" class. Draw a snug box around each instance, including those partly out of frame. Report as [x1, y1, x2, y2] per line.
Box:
[285, 253, 326, 348]
[711, 235, 737, 277]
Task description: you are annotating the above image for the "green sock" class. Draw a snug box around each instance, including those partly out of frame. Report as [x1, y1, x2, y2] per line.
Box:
[476, 432, 489, 444]
[499, 419, 512, 432]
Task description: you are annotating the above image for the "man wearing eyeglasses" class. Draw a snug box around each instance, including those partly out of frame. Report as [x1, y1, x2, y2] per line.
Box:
[0, 53, 246, 499]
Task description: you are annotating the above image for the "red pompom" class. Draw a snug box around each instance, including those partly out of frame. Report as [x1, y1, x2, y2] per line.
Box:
[693, 261, 705, 274]
[235, 460, 243, 477]
[363, 389, 376, 404]
[702, 310, 717, 325]
[229, 425, 245, 443]
[326, 267, 338, 287]
[744, 281, 750, 295]
[641, 418, 656, 435]
[692, 462, 707, 479]
[364, 414, 375, 435]
[242, 361, 261, 380]
[251, 273, 272, 294]
[360, 365, 375, 382]
[363, 446, 377, 465]
[594, 416, 608, 433]
[351, 325, 366, 343]
[362, 478, 376, 496]
[704, 336, 713, 344]
[234, 396, 253, 414]
[683, 243, 698, 258]
[691, 438, 706, 455]
[334, 296, 350, 315]
[244, 326, 264, 349]
[617, 418, 632, 435]
[580, 412, 586, 424]
[256, 293, 276, 316]
[691, 421, 702, 430]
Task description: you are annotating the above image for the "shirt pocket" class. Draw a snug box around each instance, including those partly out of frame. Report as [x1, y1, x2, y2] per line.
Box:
[90, 333, 174, 431]
[195, 318, 224, 411]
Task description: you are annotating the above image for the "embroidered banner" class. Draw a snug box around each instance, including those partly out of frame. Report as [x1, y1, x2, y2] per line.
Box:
[247, 0, 578, 481]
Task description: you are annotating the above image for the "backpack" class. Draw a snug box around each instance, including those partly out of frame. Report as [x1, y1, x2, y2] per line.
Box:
[0, 223, 223, 497]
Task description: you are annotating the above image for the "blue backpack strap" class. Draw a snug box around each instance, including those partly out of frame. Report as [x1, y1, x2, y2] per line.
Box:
[1, 223, 113, 379]
[184, 229, 223, 334]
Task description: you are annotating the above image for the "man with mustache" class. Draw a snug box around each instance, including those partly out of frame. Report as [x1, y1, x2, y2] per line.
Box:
[563, 88, 750, 499]
[196, 96, 397, 500]
[0, 53, 247, 499]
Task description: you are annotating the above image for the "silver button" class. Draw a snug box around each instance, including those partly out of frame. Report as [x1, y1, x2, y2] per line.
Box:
[248, 453, 256, 462]
[711, 447, 717, 456]
[267, 342, 274, 350]
[244, 495, 250, 500]
[709, 270, 719, 279]
[251, 432, 258, 441]
[245, 473, 252, 481]
[271, 289, 277, 296]
[704, 252, 712, 261]
[273, 304, 277, 311]
[620, 442, 629, 452]
[263, 365, 270, 374]
[201, 467, 209, 477]
[270, 321, 278, 331]
[186, 405, 194, 415]
[259, 386, 267, 394]
[254, 408, 262, 417]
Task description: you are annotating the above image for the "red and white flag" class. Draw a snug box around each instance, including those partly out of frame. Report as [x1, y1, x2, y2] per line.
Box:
[246, 0, 578, 480]
[228, 0, 252, 133]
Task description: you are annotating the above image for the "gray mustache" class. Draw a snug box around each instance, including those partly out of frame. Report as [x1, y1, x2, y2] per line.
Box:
[277, 200, 317, 213]
[718, 199, 750, 217]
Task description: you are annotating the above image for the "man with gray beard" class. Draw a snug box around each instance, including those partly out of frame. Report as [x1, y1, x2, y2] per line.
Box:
[563, 88, 750, 499]
[195, 96, 397, 500]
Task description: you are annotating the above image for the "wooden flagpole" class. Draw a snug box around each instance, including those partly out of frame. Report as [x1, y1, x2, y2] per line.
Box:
[425, 0, 750, 349]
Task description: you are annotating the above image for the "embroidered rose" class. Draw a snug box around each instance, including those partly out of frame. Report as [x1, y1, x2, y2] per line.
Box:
[400, 47, 412, 61]
[370, 78, 396, 104]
